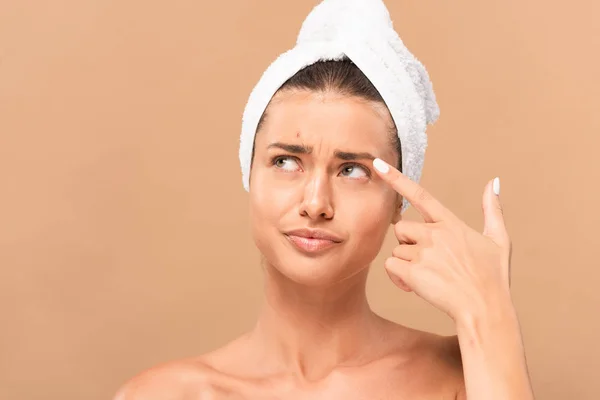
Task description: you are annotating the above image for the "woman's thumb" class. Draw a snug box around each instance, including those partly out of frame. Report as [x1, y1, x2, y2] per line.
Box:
[482, 177, 509, 246]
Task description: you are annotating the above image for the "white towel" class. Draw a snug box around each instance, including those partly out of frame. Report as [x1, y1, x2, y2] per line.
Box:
[239, 0, 439, 213]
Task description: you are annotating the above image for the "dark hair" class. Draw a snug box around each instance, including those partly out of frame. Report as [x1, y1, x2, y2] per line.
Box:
[254, 57, 402, 171]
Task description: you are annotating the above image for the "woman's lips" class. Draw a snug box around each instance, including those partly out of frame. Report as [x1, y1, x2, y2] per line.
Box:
[284, 229, 343, 254]
[286, 235, 339, 253]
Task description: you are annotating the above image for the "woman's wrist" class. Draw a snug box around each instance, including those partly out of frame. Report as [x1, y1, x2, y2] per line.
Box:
[454, 289, 517, 340]
[453, 292, 534, 400]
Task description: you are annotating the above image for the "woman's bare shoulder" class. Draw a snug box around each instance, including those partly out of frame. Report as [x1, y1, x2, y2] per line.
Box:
[389, 323, 462, 368]
[382, 323, 465, 395]
[113, 336, 250, 400]
[112, 358, 218, 400]
[408, 329, 463, 372]
[417, 331, 465, 391]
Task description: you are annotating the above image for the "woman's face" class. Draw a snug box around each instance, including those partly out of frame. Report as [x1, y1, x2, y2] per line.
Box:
[249, 89, 402, 286]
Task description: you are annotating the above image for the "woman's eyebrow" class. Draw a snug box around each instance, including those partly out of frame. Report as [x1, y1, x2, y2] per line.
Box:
[267, 142, 313, 154]
[266, 143, 375, 161]
[334, 150, 376, 161]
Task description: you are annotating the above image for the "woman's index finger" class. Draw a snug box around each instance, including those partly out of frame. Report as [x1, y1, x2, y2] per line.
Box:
[373, 158, 449, 223]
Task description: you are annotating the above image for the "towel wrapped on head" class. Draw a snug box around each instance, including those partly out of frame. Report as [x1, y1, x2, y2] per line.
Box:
[239, 0, 439, 213]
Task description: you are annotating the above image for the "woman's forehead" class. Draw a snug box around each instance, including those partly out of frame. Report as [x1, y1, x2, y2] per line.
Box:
[258, 91, 394, 151]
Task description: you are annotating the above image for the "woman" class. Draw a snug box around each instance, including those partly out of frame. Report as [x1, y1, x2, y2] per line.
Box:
[116, 1, 535, 399]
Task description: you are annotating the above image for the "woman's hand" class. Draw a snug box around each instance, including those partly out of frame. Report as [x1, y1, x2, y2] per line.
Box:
[372, 158, 513, 323]
[372, 158, 534, 399]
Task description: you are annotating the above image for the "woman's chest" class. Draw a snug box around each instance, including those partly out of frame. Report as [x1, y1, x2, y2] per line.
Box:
[199, 366, 460, 400]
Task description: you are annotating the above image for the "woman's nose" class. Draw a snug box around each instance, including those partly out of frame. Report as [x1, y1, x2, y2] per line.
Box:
[299, 174, 334, 220]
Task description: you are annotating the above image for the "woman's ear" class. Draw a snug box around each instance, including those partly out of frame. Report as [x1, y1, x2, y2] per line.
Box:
[391, 195, 403, 224]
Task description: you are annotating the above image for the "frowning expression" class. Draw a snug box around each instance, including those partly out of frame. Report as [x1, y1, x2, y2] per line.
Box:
[249, 90, 402, 286]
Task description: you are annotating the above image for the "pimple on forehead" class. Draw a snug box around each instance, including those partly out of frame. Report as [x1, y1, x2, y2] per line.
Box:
[296, 131, 301, 138]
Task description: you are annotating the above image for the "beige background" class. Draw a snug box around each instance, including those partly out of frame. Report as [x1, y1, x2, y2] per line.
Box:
[1, 0, 599, 399]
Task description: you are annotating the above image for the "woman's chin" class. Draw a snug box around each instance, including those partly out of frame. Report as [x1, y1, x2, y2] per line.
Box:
[265, 255, 365, 287]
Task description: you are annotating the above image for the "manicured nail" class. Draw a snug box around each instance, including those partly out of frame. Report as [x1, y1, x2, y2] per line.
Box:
[493, 177, 500, 196]
[373, 158, 389, 173]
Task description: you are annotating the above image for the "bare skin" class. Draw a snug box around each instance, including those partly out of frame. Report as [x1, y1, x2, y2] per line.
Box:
[116, 327, 463, 400]
[115, 90, 534, 400]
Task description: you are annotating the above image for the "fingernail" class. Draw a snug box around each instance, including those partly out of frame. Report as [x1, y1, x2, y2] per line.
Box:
[493, 177, 500, 196]
[373, 158, 389, 173]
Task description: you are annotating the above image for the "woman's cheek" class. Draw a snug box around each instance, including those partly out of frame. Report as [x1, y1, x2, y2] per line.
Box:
[343, 192, 390, 234]
[252, 172, 298, 214]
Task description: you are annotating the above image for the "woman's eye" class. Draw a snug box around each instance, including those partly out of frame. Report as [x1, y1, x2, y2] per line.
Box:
[273, 156, 300, 172]
[340, 164, 368, 179]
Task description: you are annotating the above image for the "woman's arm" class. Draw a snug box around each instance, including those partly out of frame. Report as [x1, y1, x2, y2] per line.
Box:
[455, 297, 535, 400]
[371, 158, 535, 400]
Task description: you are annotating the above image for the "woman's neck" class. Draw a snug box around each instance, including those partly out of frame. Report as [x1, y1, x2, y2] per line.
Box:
[247, 263, 390, 381]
